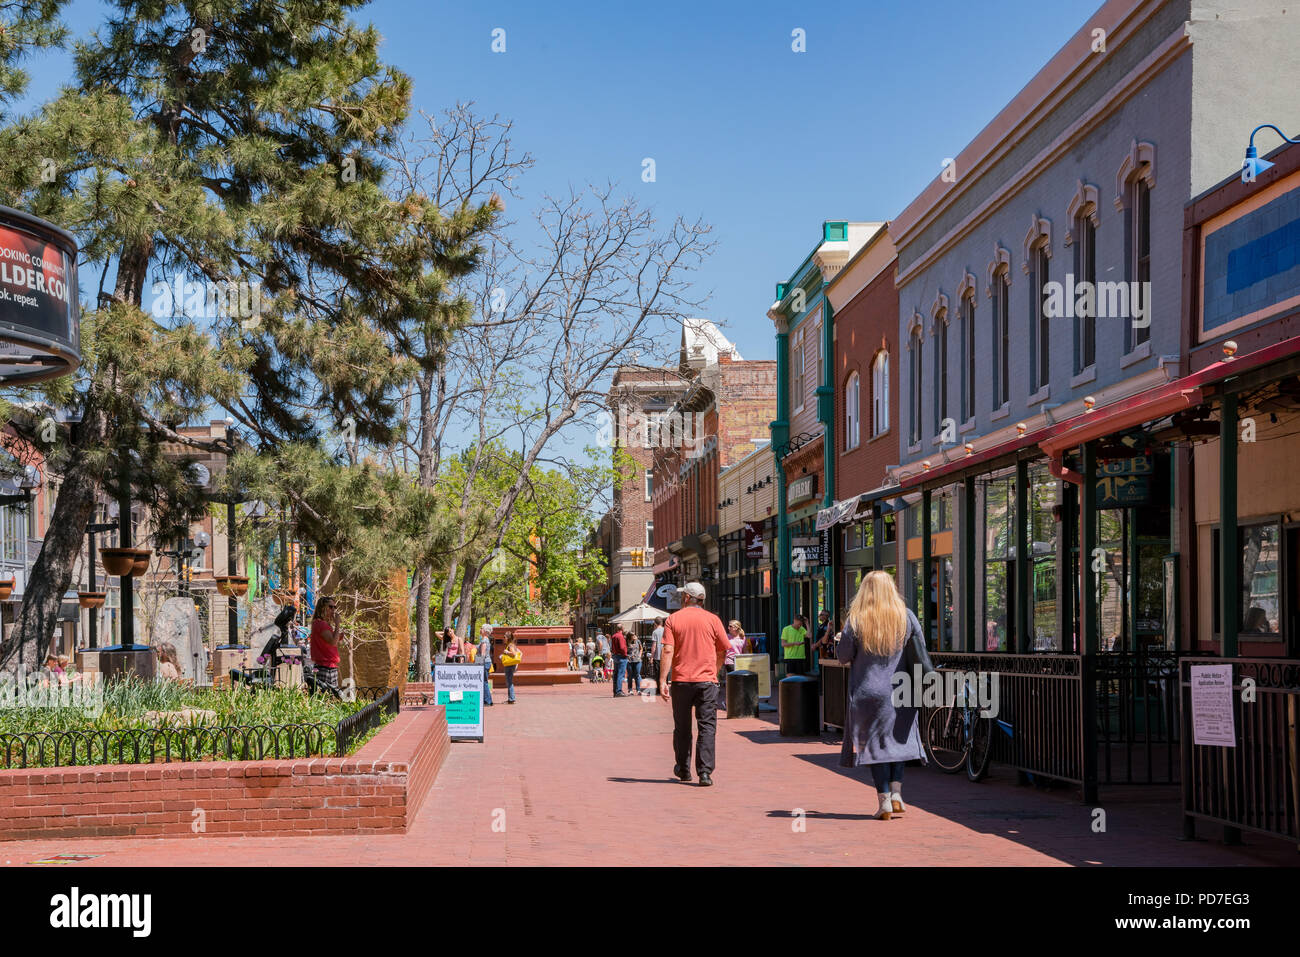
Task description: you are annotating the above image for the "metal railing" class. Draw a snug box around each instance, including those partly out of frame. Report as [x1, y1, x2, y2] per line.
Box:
[932, 652, 1085, 786]
[0, 686, 402, 768]
[0, 722, 333, 768]
[1180, 657, 1300, 843]
[1095, 650, 1197, 785]
[335, 686, 400, 756]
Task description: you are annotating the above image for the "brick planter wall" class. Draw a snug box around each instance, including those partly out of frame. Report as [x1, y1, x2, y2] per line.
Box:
[0, 704, 450, 841]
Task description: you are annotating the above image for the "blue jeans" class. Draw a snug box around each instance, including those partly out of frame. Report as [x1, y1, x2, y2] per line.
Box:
[869, 762, 906, 792]
[483, 662, 493, 705]
[612, 656, 628, 694]
[627, 659, 642, 693]
[504, 665, 517, 702]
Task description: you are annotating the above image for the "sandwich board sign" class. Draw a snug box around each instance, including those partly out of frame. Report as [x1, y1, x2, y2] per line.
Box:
[434, 662, 484, 741]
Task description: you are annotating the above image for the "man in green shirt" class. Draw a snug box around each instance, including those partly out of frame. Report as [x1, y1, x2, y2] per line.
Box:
[781, 615, 808, 675]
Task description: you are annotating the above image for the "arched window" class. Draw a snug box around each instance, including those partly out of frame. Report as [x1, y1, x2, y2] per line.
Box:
[961, 291, 976, 421]
[845, 372, 860, 451]
[909, 326, 923, 445]
[932, 310, 948, 434]
[872, 351, 889, 437]
[1030, 239, 1051, 391]
[991, 268, 1010, 408]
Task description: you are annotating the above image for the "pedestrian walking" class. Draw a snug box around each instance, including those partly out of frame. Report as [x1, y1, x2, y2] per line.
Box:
[780, 614, 809, 675]
[610, 624, 629, 697]
[659, 581, 730, 787]
[499, 632, 523, 704]
[812, 609, 835, 659]
[568, 637, 579, 671]
[478, 624, 494, 707]
[651, 616, 666, 686]
[309, 596, 341, 691]
[836, 570, 933, 820]
[627, 631, 643, 694]
[584, 636, 595, 670]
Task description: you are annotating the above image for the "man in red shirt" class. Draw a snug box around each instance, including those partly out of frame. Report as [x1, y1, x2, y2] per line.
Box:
[659, 581, 729, 786]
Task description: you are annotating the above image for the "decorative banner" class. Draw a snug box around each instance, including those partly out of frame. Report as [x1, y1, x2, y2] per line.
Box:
[744, 521, 765, 559]
[1189, 664, 1235, 748]
[434, 662, 485, 741]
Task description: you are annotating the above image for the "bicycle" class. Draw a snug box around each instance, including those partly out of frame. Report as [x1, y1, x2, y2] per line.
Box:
[923, 674, 997, 783]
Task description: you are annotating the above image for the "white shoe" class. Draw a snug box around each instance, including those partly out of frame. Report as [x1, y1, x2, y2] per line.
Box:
[890, 782, 905, 813]
[874, 792, 893, 820]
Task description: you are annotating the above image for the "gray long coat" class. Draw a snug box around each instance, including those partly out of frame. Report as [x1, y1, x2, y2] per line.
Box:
[837, 608, 928, 768]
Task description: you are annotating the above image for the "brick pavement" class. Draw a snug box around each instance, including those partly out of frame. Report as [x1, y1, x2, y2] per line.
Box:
[1, 681, 1294, 866]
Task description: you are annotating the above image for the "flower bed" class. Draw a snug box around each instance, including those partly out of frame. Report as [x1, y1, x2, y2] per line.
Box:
[0, 679, 393, 768]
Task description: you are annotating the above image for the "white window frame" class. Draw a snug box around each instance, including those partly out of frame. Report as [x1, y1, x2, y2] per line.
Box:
[644, 468, 652, 502]
[793, 329, 806, 413]
[646, 520, 654, 551]
[872, 352, 889, 437]
[845, 372, 860, 450]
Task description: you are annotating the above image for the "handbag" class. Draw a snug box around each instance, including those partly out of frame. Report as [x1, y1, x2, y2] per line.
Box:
[500, 651, 522, 668]
[902, 625, 936, 675]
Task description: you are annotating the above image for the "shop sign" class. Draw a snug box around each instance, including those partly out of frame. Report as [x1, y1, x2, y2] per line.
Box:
[1096, 474, 1150, 507]
[744, 521, 765, 559]
[787, 474, 817, 507]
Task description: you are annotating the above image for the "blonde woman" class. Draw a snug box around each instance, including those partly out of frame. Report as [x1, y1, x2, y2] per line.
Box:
[836, 570, 933, 820]
[724, 621, 751, 674]
[500, 632, 523, 704]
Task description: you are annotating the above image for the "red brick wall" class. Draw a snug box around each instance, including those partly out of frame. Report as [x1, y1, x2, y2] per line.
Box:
[0, 705, 450, 841]
[835, 260, 899, 497]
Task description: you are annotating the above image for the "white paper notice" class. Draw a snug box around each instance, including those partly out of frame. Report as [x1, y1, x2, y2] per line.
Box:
[1189, 664, 1236, 747]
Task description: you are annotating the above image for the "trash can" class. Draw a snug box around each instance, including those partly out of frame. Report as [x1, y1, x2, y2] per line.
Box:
[726, 669, 758, 718]
[779, 674, 819, 736]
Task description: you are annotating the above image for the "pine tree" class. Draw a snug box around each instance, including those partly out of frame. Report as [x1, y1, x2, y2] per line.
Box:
[0, 0, 488, 664]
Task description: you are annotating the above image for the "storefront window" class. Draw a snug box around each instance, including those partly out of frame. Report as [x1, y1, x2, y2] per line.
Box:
[981, 473, 1015, 651]
[1029, 464, 1059, 651]
[1097, 510, 1125, 651]
[1214, 522, 1282, 637]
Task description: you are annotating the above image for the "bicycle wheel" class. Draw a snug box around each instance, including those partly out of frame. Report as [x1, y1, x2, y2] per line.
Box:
[924, 706, 967, 773]
[966, 715, 994, 782]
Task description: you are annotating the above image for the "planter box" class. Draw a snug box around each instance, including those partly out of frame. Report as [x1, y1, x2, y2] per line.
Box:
[0, 705, 450, 841]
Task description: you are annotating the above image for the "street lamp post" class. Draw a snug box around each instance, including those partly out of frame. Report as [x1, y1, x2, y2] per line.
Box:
[84, 518, 117, 649]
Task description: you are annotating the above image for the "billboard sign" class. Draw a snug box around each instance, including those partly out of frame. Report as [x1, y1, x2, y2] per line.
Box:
[0, 207, 80, 384]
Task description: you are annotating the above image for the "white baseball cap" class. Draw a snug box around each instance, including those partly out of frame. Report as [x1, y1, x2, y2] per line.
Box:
[681, 581, 706, 601]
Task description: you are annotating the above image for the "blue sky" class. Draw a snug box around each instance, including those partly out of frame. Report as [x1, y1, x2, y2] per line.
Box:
[21, 0, 1104, 364]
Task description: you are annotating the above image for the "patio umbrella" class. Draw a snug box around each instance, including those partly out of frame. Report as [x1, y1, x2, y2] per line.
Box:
[607, 602, 665, 626]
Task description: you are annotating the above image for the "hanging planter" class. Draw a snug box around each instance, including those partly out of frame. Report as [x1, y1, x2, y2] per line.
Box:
[0, 579, 13, 601]
[77, 591, 106, 609]
[99, 547, 137, 577]
[215, 575, 250, 597]
[129, 547, 152, 576]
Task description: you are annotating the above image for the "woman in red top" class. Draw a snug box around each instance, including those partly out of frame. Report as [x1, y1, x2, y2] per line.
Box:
[309, 596, 341, 690]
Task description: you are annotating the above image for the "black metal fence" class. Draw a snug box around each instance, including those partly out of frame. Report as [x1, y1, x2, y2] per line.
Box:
[1180, 657, 1300, 843]
[1095, 650, 1185, 785]
[932, 652, 1085, 786]
[0, 686, 401, 768]
[0, 723, 334, 768]
[335, 686, 400, 756]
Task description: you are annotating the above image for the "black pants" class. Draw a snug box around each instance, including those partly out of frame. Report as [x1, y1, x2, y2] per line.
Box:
[785, 657, 808, 675]
[670, 681, 718, 776]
